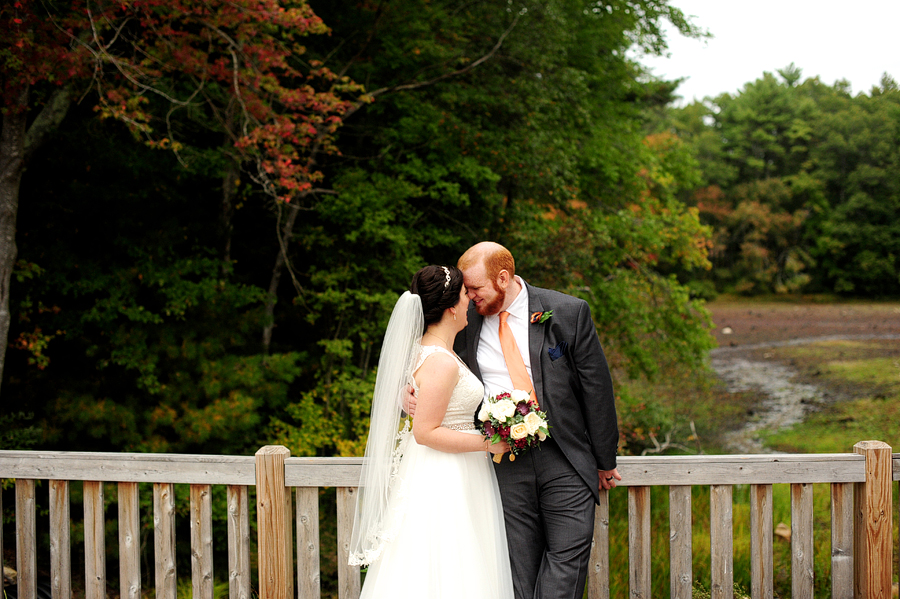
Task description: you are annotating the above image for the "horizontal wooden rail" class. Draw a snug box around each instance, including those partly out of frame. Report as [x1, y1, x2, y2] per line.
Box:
[0, 451, 878, 487]
[0, 450, 255, 484]
[282, 453, 868, 487]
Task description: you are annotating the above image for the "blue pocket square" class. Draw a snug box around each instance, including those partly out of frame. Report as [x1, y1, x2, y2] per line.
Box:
[548, 341, 568, 361]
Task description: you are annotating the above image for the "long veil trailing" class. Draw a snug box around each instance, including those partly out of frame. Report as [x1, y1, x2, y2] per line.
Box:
[349, 291, 423, 566]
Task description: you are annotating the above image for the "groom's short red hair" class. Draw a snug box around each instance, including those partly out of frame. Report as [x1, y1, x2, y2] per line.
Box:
[458, 242, 515, 282]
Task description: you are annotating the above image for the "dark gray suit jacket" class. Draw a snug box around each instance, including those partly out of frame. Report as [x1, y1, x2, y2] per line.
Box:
[455, 281, 619, 504]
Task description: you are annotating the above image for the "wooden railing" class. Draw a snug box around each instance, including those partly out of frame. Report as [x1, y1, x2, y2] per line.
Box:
[1, 442, 898, 599]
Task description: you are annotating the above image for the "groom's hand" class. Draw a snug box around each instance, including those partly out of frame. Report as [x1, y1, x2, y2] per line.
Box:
[401, 384, 418, 417]
[599, 468, 621, 491]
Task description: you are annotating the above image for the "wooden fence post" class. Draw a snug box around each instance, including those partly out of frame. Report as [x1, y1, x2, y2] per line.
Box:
[853, 440, 892, 599]
[256, 445, 293, 599]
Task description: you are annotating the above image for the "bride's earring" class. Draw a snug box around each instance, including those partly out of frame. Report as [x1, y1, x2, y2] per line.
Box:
[452, 310, 457, 321]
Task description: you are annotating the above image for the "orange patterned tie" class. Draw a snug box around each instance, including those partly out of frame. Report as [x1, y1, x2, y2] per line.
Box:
[498, 311, 537, 405]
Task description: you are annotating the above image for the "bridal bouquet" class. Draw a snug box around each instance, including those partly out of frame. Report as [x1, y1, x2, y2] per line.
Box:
[478, 389, 550, 463]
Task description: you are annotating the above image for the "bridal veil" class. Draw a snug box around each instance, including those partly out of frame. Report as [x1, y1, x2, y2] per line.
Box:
[348, 291, 423, 566]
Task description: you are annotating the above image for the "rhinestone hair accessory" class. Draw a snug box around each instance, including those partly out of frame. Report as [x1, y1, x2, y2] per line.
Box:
[441, 266, 451, 289]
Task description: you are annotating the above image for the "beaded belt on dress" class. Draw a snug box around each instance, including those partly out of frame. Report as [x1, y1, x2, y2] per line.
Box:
[444, 422, 476, 431]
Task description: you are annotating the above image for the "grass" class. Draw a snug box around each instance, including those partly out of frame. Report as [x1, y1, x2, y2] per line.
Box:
[758, 339, 900, 452]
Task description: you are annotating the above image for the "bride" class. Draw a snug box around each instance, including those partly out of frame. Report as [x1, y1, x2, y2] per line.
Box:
[349, 265, 514, 598]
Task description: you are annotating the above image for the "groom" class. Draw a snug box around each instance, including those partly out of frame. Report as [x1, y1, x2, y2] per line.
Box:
[457, 241, 620, 599]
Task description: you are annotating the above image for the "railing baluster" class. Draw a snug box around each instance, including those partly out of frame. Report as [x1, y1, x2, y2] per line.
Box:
[749, 483, 772, 599]
[588, 489, 610, 599]
[191, 484, 214, 599]
[118, 481, 141, 599]
[830, 482, 853, 599]
[336, 487, 361, 599]
[669, 485, 691, 599]
[83, 481, 106, 599]
[154, 482, 177, 599]
[710, 484, 733, 599]
[50, 480, 72, 599]
[791, 482, 814, 598]
[628, 486, 651, 598]
[296, 487, 321, 599]
[16, 479, 36, 599]
[227, 485, 251, 599]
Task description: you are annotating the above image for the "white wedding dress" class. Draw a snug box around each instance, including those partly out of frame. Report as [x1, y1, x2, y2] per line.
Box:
[358, 345, 514, 599]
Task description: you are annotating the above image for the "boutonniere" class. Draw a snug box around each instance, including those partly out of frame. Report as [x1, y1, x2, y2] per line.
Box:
[530, 310, 553, 324]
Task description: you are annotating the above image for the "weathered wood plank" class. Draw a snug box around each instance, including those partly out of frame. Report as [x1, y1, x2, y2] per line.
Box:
[336, 487, 361, 599]
[296, 487, 321, 599]
[616, 454, 865, 486]
[853, 441, 893, 598]
[49, 480, 72, 599]
[710, 485, 733, 599]
[16, 479, 36, 599]
[892, 453, 899, 481]
[256, 446, 293, 599]
[191, 484, 214, 599]
[669, 486, 691, 599]
[282, 453, 866, 487]
[749, 484, 772, 599]
[830, 482, 853, 599]
[628, 486, 651, 599]
[0, 450, 866, 487]
[286, 459, 365, 488]
[791, 483, 814, 598]
[154, 482, 177, 599]
[227, 485, 251, 599]
[0, 450, 256, 484]
[118, 482, 141, 599]
[83, 481, 106, 599]
[587, 490, 610, 599]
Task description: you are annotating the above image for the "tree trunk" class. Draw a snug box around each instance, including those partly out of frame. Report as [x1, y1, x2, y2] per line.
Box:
[261, 202, 300, 353]
[220, 158, 240, 274]
[0, 86, 29, 396]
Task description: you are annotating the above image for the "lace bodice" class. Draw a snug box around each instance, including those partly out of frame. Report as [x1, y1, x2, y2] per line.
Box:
[412, 346, 484, 430]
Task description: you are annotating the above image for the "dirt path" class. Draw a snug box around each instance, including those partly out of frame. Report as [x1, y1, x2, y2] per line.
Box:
[707, 301, 900, 453]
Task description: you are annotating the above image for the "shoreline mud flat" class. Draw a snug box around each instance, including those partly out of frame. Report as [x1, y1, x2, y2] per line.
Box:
[706, 302, 900, 453]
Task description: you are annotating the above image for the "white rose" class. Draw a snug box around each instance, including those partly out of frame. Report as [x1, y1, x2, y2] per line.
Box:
[524, 412, 544, 435]
[477, 403, 490, 422]
[510, 389, 531, 403]
[510, 423, 530, 440]
[490, 399, 517, 420]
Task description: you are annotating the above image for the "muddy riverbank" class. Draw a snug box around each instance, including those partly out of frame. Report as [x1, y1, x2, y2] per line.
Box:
[706, 301, 900, 453]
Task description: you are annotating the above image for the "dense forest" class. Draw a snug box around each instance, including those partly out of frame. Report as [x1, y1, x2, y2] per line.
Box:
[1, 0, 898, 463]
[655, 64, 900, 298]
[1, 0, 715, 458]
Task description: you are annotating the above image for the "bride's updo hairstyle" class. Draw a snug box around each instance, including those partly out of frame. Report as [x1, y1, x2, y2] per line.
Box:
[410, 265, 464, 333]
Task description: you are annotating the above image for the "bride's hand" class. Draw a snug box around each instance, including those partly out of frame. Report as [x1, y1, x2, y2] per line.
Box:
[486, 439, 510, 455]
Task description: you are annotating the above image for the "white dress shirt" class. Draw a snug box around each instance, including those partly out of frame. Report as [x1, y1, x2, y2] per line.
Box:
[477, 276, 534, 400]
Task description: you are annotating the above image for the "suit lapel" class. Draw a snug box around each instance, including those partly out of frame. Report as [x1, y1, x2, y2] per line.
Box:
[466, 303, 484, 381]
[526, 282, 546, 407]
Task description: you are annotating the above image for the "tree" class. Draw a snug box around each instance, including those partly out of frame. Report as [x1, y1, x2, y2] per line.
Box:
[1, 0, 361, 396]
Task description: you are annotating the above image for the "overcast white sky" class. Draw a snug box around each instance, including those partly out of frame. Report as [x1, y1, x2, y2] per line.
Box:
[636, 0, 900, 105]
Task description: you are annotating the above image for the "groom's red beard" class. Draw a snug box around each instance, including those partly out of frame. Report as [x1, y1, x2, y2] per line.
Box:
[476, 283, 506, 316]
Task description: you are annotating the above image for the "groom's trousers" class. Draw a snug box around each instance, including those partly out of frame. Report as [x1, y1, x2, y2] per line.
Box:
[494, 438, 596, 599]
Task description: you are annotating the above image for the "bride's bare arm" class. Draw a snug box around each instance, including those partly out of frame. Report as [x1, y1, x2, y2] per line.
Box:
[412, 353, 508, 455]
